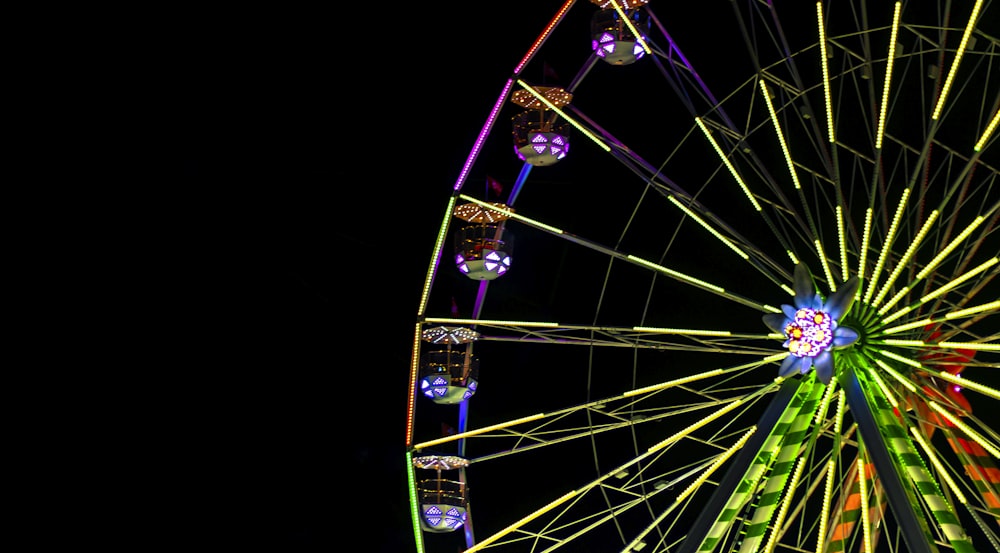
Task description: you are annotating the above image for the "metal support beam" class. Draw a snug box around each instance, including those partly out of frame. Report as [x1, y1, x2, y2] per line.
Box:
[677, 377, 801, 553]
[840, 364, 936, 553]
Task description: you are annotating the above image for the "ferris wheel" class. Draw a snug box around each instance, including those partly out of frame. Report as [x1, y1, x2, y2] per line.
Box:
[404, 1, 1000, 552]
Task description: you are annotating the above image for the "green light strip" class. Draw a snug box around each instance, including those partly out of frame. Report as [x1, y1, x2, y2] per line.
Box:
[405, 451, 427, 553]
[741, 379, 825, 553]
[764, 456, 808, 553]
[909, 429, 968, 504]
[693, 375, 812, 552]
[856, 368, 974, 550]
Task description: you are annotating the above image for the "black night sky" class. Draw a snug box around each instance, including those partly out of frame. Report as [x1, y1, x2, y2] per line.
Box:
[175, 4, 568, 550]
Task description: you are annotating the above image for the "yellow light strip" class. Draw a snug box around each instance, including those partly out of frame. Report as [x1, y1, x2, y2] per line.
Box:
[837, 205, 848, 281]
[919, 257, 999, 304]
[880, 339, 925, 347]
[939, 341, 1000, 352]
[610, 0, 651, 54]
[457, 194, 566, 234]
[858, 456, 872, 553]
[815, 238, 837, 293]
[873, 209, 939, 308]
[974, 109, 999, 152]
[874, 358, 919, 392]
[649, 398, 745, 452]
[858, 208, 873, 287]
[909, 428, 968, 504]
[945, 300, 1000, 319]
[695, 117, 763, 211]
[879, 317, 934, 334]
[464, 490, 580, 553]
[424, 317, 560, 328]
[864, 188, 910, 303]
[934, 371, 1000, 401]
[627, 255, 725, 293]
[764, 457, 807, 553]
[868, 369, 900, 409]
[764, 352, 792, 364]
[928, 401, 1000, 458]
[628, 355, 787, 398]
[412, 413, 547, 450]
[878, 286, 914, 317]
[632, 326, 732, 336]
[623, 428, 753, 553]
[405, 323, 423, 445]
[876, 349, 924, 370]
[786, 249, 800, 267]
[816, 2, 834, 144]
[879, 305, 914, 325]
[626, 369, 726, 397]
[931, 0, 985, 120]
[674, 427, 757, 503]
[515, 79, 611, 152]
[816, 459, 836, 553]
[874, 2, 902, 150]
[760, 80, 802, 189]
[915, 216, 987, 280]
[418, 196, 460, 316]
[815, 379, 837, 425]
[834, 390, 846, 435]
[668, 195, 750, 259]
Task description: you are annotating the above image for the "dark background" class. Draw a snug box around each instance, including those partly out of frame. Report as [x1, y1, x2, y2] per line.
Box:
[173, 3, 572, 550]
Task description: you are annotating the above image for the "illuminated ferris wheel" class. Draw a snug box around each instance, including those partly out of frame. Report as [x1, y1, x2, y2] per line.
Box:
[405, 1, 1000, 552]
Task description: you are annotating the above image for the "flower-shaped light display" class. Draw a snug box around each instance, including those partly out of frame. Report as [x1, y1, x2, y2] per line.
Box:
[763, 264, 860, 384]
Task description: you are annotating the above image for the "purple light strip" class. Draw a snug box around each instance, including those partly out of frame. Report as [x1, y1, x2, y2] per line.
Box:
[451, 7, 577, 550]
[452, 79, 514, 192]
